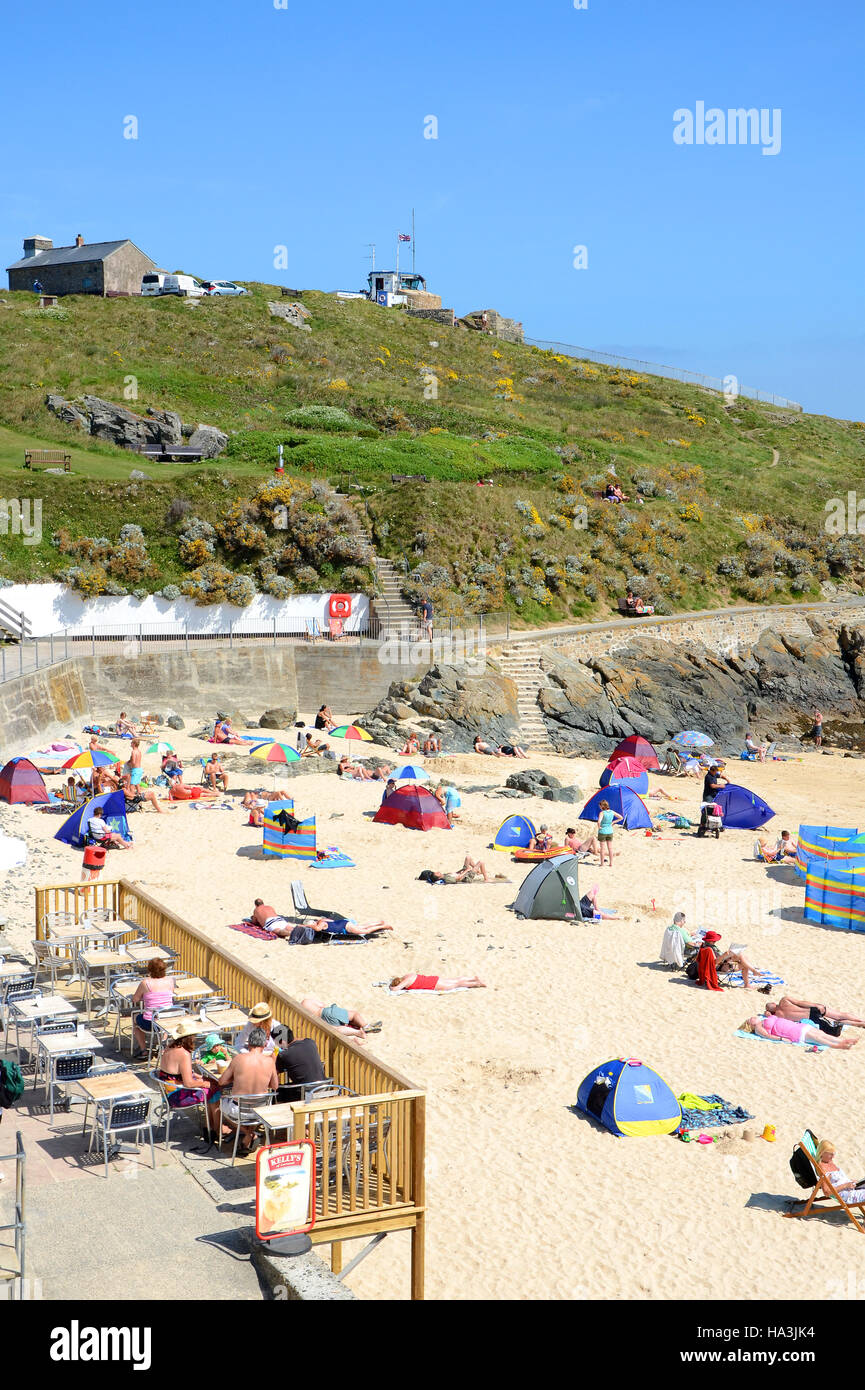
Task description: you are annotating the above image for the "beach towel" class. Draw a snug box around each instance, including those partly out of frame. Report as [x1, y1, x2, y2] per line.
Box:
[735, 1029, 825, 1051]
[310, 850, 356, 868]
[677, 1093, 755, 1129]
[659, 925, 686, 968]
[228, 919, 279, 941]
[697, 945, 723, 991]
[724, 969, 785, 989]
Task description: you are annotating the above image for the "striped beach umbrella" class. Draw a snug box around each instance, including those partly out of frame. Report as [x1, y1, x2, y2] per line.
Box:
[671, 730, 714, 749]
[330, 724, 373, 741]
[249, 742, 301, 763]
[62, 750, 121, 769]
[393, 764, 430, 783]
[145, 741, 175, 755]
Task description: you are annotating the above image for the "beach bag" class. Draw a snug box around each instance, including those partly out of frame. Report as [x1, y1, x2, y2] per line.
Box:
[288, 925, 319, 946]
[685, 957, 700, 980]
[675, 815, 690, 829]
[789, 1130, 820, 1189]
[0, 1058, 25, 1109]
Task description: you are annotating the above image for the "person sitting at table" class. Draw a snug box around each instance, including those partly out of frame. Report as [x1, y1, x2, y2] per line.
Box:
[208, 1027, 278, 1152]
[157, 1020, 215, 1114]
[131, 957, 176, 1056]
[274, 1026, 327, 1103]
[235, 1001, 279, 1054]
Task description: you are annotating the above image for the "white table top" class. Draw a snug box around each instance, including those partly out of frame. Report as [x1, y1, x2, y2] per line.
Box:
[37, 1028, 103, 1055]
[0, 961, 32, 980]
[10, 994, 78, 1022]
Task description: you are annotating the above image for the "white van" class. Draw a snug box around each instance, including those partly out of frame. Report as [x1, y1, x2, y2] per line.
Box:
[160, 274, 207, 298]
[141, 272, 167, 296]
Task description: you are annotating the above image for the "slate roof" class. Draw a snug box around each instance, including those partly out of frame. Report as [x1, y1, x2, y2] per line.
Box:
[7, 240, 134, 270]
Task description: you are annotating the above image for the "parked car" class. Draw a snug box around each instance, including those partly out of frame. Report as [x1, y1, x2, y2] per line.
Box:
[141, 272, 167, 296]
[204, 280, 250, 297]
[160, 274, 208, 298]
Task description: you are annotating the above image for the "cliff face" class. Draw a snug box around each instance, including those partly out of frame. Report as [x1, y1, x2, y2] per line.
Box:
[361, 621, 865, 753]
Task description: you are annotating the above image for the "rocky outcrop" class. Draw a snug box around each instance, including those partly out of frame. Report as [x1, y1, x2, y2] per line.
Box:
[361, 620, 865, 754]
[360, 662, 520, 751]
[504, 770, 582, 803]
[259, 707, 297, 729]
[45, 393, 228, 457]
[267, 301, 311, 331]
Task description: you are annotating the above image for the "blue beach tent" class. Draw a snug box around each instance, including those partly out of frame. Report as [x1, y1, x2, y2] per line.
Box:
[55, 790, 131, 848]
[714, 784, 774, 830]
[579, 785, 653, 831]
[576, 1057, 682, 1136]
[493, 813, 536, 852]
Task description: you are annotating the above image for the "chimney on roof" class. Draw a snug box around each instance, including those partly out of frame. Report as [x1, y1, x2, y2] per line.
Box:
[23, 236, 53, 258]
[75, 234, 84, 248]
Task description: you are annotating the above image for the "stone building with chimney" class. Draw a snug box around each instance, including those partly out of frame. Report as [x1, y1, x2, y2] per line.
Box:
[6, 234, 157, 296]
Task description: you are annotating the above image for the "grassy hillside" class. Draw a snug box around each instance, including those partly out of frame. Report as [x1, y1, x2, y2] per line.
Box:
[0, 284, 862, 621]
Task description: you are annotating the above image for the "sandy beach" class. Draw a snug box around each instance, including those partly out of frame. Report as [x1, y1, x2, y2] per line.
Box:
[3, 718, 865, 1302]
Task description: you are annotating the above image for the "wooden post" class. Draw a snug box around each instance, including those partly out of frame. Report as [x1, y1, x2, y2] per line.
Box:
[410, 1094, 426, 1300]
[331, 1242, 343, 1275]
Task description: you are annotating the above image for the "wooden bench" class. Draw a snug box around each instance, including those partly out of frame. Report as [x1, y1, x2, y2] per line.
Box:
[391, 473, 429, 484]
[139, 446, 206, 463]
[281, 287, 303, 298]
[617, 598, 654, 617]
[24, 449, 70, 471]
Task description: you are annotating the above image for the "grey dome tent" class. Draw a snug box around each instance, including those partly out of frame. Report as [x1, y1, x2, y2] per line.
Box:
[513, 853, 581, 920]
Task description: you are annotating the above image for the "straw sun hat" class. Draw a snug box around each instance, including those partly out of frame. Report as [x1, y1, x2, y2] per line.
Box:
[171, 1020, 203, 1040]
[249, 1002, 273, 1021]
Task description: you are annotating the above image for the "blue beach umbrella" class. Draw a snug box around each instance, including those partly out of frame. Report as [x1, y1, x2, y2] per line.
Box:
[393, 764, 430, 783]
[671, 730, 714, 749]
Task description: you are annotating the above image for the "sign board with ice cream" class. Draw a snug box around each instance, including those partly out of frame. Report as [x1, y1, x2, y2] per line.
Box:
[255, 1141, 316, 1240]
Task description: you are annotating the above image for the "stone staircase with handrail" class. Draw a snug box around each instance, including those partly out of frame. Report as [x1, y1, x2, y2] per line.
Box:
[496, 641, 554, 752]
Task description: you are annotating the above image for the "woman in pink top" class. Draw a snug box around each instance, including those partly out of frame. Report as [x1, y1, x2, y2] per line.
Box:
[132, 957, 175, 1055]
[745, 1014, 858, 1049]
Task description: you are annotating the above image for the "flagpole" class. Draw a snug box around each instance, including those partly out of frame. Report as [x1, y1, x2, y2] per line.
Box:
[396, 231, 400, 285]
[412, 208, 415, 274]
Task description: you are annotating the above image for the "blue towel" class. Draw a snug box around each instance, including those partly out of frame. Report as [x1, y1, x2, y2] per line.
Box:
[725, 970, 785, 988]
[736, 1029, 825, 1051]
[678, 1094, 755, 1129]
[310, 849, 356, 869]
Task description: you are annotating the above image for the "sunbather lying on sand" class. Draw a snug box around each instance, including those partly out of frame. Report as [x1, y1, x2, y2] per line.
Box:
[251, 900, 392, 939]
[767, 997, 865, 1032]
[419, 856, 507, 884]
[337, 755, 374, 780]
[389, 973, 486, 992]
[300, 996, 374, 1044]
[742, 1015, 858, 1048]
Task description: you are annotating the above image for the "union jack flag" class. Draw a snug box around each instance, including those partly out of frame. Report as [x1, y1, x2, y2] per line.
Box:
[398, 233, 411, 242]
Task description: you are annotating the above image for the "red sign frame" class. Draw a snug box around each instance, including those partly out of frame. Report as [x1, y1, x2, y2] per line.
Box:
[255, 1140, 317, 1240]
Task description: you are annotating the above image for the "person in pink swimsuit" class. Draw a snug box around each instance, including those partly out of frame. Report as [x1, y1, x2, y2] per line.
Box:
[131, 958, 176, 1054]
[745, 1014, 858, 1049]
[389, 974, 486, 993]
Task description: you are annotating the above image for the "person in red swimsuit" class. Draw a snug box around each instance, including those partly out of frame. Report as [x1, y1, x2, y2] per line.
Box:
[389, 973, 486, 993]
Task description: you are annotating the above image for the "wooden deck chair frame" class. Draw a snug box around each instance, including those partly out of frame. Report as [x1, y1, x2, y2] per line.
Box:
[784, 1141, 865, 1233]
[662, 746, 686, 776]
[304, 618, 322, 642]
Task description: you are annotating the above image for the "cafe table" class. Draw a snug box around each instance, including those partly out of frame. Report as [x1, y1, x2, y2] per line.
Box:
[8, 993, 78, 1069]
[78, 949, 132, 1016]
[36, 1027, 104, 1124]
[0, 960, 31, 982]
[123, 943, 174, 965]
[72, 1070, 153, 1148]
[172, 976, 216, 1004]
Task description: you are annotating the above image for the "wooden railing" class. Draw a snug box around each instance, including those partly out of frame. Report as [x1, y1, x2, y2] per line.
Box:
[34, 877, 426, 1298]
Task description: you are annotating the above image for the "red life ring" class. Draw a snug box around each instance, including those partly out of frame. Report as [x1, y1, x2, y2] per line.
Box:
[82, 845, 107, 869]
[328, 594, 352, 619]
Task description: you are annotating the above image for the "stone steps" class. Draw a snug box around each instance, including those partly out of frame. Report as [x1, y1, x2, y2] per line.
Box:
[497, 642, 554, 751]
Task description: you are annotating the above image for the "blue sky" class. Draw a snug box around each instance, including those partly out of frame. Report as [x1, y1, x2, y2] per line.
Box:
[1, 0, 862, 418]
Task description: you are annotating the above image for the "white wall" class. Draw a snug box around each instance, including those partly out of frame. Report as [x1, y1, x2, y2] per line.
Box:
[1, 583, 369, 636]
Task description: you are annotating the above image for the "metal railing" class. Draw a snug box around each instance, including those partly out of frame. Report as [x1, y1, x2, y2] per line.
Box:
[526, 338, 803, 412]
[0, 597, 32, 640]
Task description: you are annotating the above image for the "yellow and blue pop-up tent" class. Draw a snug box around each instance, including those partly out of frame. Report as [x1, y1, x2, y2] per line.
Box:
[576, 1057, 681, 1136]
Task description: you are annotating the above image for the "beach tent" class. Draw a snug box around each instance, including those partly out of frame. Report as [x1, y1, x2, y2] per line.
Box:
[576, 1057, 681, 1136]
[373, 785, 450, 831]
[0, 757, 50, 805]
[579, 785, 653, 831]
[599, 757, 649, 794]
[795, 824, 859, 880]
[263, 802, 317, 860]
[493, 813, 537, 852]
[512, 853, 581, 919]
[713, 784, 774, 830]
[609, 736, 660, 771]
[803, 856, 865, 933]
[55, 790, 130, 848]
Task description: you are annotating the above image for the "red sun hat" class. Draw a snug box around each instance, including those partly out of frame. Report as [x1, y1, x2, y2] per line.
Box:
[703, 931, 722, 943]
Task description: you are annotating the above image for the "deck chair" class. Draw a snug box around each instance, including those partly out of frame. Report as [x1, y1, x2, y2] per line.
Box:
[784, 1132, 865, 1233]
[304, 618, 322, 642]
[660, 746, 683, 775]
[290, 879, 342, 924]
[328, 617, 344, 641]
